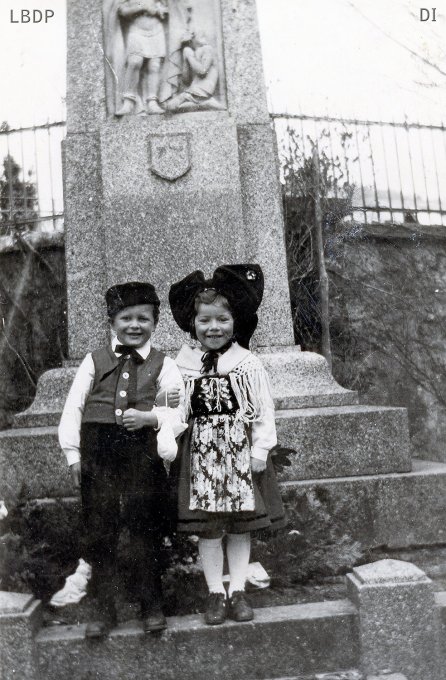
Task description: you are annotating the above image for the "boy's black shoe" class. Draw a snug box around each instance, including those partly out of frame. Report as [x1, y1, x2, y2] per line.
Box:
[228, 591, 253, 622]
[143, 608, 167, 633]
[204, 592, 227, 625]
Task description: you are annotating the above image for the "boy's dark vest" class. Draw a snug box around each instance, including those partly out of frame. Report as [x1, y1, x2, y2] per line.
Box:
[82, 346, 165, 425]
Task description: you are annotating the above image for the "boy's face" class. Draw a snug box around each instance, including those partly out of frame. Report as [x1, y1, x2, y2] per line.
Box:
[110, 304, 156, 348]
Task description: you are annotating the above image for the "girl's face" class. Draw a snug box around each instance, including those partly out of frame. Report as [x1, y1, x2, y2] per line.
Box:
[194, 301, 234, 351]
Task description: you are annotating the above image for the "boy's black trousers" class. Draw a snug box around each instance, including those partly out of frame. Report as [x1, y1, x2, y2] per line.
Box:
[79, 422, 171, 612]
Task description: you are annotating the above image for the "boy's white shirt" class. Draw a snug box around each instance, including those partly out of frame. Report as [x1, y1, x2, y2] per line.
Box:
[58, 337, 185, 466]
[175, 342, 277, 462]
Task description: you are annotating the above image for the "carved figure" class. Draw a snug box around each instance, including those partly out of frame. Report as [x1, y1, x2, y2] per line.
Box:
[164, 32, 222, 111]
[104, 0, 225, 116]
[115, 0, 168, 115]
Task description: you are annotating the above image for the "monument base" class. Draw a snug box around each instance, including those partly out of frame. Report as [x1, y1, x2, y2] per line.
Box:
[14, 347, 356, 429]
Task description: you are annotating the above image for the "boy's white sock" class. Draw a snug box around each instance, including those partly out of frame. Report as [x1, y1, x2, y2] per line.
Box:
[227, 532, 251, 597]
[199, 537, 226, 594]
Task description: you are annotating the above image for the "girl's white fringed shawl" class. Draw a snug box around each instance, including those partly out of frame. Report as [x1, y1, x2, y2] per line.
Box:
[175, 342, 274, 423]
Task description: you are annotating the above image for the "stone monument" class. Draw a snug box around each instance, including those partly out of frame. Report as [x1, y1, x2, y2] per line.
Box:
[60, 0, 353, 411]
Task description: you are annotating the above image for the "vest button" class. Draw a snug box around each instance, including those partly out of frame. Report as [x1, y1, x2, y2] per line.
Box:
[115, 408, 123, 416]
[119, 390, 127, 398]
[122, 372, 129, 379]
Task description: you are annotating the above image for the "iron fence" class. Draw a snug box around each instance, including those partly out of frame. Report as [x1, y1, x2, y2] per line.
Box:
[273, 113, 446, 227]
[2, 115, 444, 235]
[0, 121, 66, 240]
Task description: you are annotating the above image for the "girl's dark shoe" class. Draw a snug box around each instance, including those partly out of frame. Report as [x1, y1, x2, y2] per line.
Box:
[86, 590, 117, 639]
[228, 591, 253, 622]
[85, 619, 113, 639]
[85, 606, 117, 639]
[204, 592, 227, 625]
[143, 609, 167, 633]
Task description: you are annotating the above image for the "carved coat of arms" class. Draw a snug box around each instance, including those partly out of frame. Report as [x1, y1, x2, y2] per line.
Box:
[149, 133, 191, 181]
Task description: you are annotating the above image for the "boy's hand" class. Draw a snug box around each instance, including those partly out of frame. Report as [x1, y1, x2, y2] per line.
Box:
[251, 457, 267, 474]
[70, 462, 81, 489]
[123, 408, 157, 431]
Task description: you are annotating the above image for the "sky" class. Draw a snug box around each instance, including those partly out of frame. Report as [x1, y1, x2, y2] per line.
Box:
[1, 0, 446, 228]
[1, 0, 446, 126]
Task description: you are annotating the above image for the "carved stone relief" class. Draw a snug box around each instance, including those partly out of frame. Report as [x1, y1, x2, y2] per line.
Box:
[103, 0, 226, 116]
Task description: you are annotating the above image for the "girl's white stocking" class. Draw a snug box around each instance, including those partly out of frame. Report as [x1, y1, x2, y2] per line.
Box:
[198, 537, 226, 594]
[226, 532, 251, 597]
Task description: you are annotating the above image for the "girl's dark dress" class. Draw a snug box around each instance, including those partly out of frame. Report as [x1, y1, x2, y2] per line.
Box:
[172, 343, 286, 535]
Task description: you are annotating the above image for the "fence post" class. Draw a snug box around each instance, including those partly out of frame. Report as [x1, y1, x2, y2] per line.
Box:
[312, 145, 332, 369]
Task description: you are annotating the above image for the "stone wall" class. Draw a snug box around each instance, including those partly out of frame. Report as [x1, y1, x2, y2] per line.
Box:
[0, 238, 67, 423]
[328, 224, 446, 462]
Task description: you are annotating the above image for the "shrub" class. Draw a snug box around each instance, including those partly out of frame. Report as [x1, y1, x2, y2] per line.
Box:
[252, 486, 364, 585]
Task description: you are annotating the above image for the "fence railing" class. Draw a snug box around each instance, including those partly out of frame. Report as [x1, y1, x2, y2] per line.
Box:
[2, 115, 444, 236]
[273, 113, 446, 227]
[0, 121, 66, 240]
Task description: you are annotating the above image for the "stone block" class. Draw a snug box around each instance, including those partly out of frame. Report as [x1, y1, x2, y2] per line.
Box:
[0, 427, 71, 500]
[367, 675, 408, 680]
[66, 0, 106, 133]
[14, 367, 78, 428]
[259, 347, 358, 409]
[347, 560, 441, 680]
[6, 400, 409, 502]
[36, 600, 358, 680]
[99, 116, 247, 351]
[221, 0, 270, 124]
[0, 592, 42, 680]
[315, 673, 363, 680]
[64, 132, 108, 358]
[276, 405, 410, 480]
[282, 460, 446, 548]
[237, 124, 295, 347]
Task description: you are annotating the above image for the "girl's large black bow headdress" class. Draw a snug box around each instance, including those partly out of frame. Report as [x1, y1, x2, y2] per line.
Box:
[169, 264, 264, 348]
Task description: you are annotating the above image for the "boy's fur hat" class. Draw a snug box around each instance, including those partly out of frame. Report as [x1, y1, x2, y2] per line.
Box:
[105, 281, 160, 318]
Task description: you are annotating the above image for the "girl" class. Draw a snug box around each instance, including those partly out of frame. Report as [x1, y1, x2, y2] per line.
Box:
[168, 264, 286, 625]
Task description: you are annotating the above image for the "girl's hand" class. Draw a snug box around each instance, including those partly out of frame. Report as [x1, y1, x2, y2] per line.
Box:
[167, 387, 181, 408]
[70, 462, 81, 489]
[123, 408, 156, 431]
[251, 457, 267, 474]
[157, 388, 181, 408]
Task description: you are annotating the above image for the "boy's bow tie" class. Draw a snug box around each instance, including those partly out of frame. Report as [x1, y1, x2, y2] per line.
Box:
[115, 345, 145, 364]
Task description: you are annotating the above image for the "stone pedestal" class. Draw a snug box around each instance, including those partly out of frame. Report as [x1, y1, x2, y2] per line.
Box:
[0, 592, 42, 680]
[347, 560, 440, 680]
[65, 0, 294, 357]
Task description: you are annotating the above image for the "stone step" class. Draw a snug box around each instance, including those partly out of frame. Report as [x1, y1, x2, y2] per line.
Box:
[0, 426, 71, 499]
[36, 599, 359, 680]
[14, 367, 79, 428]
[275, 405, 410, 480]
[0, 404, 410, 499]
[2, 450, 445, 552]
[283, 459, 446, 548]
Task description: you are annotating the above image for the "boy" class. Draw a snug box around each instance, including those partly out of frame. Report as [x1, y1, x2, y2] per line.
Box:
[58, 281, 184, 638]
